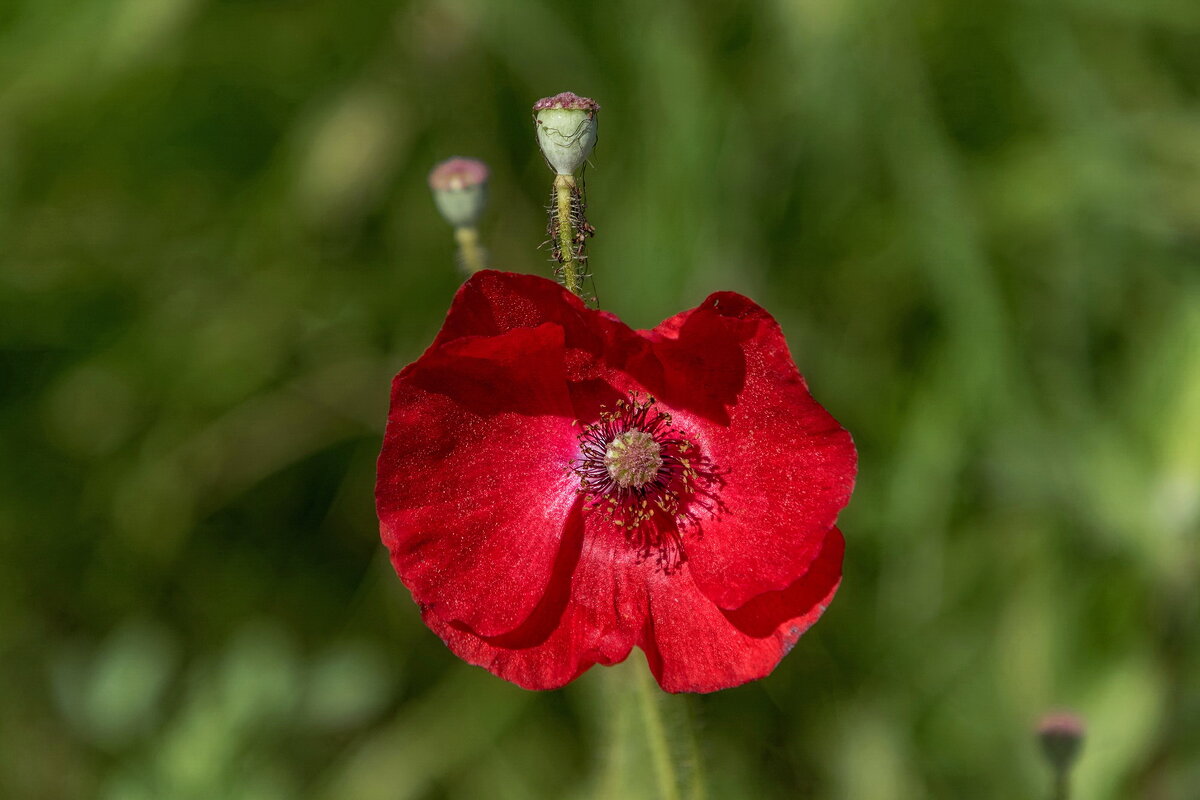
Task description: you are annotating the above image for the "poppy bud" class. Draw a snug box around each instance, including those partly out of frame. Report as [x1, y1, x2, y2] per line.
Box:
[1037, 711, 1085, 775]
[428, 157, 489, 228]
[533, 92, 599, 176]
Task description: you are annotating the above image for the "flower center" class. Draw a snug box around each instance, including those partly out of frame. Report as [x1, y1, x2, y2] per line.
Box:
[604, 429, 663, 488]
[572, 395, 713, 571]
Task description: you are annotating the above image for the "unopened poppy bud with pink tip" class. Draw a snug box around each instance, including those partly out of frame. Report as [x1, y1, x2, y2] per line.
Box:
[428, 157, 489, 228]
[1037, 711, 1085, 773]
[533, 92, 599, 175]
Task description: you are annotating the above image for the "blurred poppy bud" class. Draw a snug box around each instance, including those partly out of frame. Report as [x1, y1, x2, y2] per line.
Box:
[1037, 710, 1085, 775]
[533, 92, 599, 176]
[428, 157, 489, 228]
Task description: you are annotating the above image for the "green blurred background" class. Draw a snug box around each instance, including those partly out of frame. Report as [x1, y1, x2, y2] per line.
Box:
[2, 0, 1198, 797]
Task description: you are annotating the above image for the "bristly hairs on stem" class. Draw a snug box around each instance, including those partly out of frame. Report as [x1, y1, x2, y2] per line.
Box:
[533, 91, 600, 305]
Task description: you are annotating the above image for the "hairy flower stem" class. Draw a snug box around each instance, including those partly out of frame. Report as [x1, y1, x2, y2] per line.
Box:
[453, 226, 486, 273]
[599, 661, 707, 800]
[635, 664, 681, 800]
[1052, 772, 1070, 800]
[550, 173, 592, 300]
[634, 665, 707, 800]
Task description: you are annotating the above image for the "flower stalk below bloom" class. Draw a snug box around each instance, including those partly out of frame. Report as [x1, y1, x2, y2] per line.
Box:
[602, 659, 707, 800]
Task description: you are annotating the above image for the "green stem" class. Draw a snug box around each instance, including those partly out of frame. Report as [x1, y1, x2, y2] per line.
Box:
[635, 663, 681, 800]
[454, 226, 486, 273]
[1052, 771, 1070, 800]
[680, 698, 707, 800]
[554, 173, 583, 298]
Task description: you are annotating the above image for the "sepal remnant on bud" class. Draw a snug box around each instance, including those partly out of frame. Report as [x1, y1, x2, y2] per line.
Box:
[533, 92, 599, 176]
[428, 157, 489, 229]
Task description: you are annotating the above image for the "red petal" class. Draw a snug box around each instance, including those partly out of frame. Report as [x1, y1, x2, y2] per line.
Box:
[430, 271, 643, 398]
[420, 507, 647, 690]
[422, 524, 844, 693]
[431, 270, 600, 351]
[643, 527, 844, 693]
[378, 274, 856, 691]
[647, 292, 857, 610]
[376, 323, 579, 638]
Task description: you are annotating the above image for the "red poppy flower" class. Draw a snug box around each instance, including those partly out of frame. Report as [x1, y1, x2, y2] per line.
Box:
[375, 270, 856, 692]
